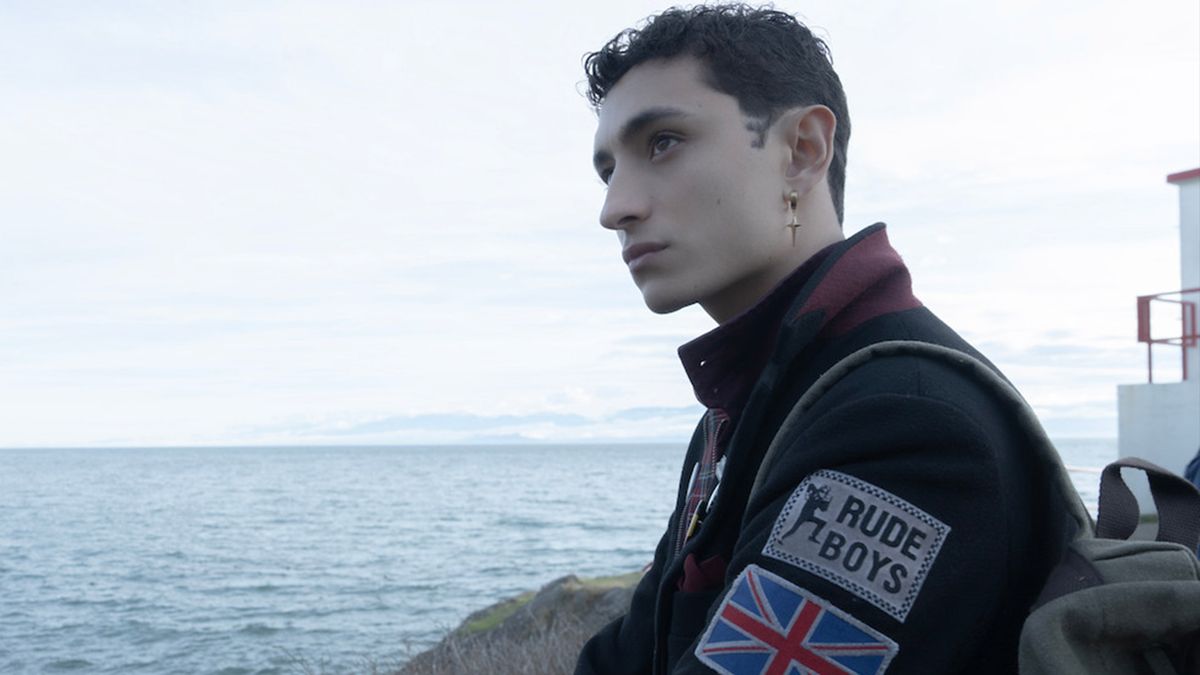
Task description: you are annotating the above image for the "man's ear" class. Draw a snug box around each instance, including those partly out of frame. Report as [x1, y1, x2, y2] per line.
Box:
[780, 105, 837, 192]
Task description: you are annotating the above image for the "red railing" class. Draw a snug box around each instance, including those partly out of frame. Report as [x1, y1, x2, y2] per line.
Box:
[1137, 287, 1199, 382]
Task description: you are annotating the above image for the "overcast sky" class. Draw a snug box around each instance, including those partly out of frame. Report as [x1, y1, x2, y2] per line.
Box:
[2, 0, 1198, 447]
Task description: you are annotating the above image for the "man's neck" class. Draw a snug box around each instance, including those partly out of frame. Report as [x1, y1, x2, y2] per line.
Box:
[702, 220, 844, 324]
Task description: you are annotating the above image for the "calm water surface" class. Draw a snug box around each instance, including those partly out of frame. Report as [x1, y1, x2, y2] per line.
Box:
[0, 440, 1113, 674]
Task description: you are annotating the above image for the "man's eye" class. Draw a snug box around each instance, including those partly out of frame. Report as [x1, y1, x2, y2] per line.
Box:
[598, 169, 613, 185]
[649, 134, 680, 157]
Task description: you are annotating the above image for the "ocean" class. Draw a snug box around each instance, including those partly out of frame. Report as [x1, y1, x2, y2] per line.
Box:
[0, 440, 1114, 674]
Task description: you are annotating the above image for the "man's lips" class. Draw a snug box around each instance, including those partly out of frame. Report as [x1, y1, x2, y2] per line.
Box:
[622, 242, 667, 265]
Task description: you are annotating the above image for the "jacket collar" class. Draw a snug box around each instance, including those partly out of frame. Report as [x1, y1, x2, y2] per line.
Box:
[784, 222, 922, 339]
[678, 242, 836, 413]
[678, 223, 921, 416]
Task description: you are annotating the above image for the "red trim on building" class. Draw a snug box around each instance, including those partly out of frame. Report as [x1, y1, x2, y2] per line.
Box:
[1137, 287, 1200, 383]
[1166, 167, 1200, 184]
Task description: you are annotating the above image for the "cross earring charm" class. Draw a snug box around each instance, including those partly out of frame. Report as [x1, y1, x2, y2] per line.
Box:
[785, 191, 801, 247]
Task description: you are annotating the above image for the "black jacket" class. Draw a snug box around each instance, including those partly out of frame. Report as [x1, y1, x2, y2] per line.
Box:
[576, 225, 1074, 674]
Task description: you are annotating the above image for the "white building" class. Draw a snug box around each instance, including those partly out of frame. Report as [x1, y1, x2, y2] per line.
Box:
[1117, 167, 1200, 514]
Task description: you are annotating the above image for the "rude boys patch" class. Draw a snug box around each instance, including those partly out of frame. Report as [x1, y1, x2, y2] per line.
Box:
[762, 470, 949, 622]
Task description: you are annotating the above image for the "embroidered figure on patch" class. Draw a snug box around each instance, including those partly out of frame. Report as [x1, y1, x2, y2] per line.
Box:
[695, 564, 898, 675]
[763, 470, 950, 622]
[780, 481, 833, 543]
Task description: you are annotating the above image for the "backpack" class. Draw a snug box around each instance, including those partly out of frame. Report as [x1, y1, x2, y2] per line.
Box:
[749, 340, 1200, 675]
[1019, 456, 1200, 675]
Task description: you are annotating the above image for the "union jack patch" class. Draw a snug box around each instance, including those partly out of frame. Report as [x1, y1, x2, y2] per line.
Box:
[695, 564, 898, 675]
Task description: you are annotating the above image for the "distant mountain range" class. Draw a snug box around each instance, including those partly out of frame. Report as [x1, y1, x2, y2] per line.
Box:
[226, 402, 1113, 446]
[234, 405, 709, 445]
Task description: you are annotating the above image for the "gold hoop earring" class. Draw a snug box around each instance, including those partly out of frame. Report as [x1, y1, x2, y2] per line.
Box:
[785, 191, 801, 247]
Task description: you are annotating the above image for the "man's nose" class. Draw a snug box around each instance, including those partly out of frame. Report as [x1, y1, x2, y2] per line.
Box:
[599, 170, 650, 231]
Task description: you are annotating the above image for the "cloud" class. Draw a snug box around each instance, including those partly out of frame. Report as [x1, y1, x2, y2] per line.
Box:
[1, 1, 1195, 446]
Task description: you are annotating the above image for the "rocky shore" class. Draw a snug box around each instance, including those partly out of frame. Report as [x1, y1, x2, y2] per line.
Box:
[395, 571, 641, 675]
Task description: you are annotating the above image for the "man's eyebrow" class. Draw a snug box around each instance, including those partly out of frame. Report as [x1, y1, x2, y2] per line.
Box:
[593, 106, 691, 172]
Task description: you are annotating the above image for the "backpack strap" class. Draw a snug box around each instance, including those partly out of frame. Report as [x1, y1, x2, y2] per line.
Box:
[1096, 457, 1200, 549]
[749, 340, 1093, 537]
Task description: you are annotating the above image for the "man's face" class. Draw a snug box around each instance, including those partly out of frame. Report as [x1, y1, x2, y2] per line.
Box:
[592, 57, 794, 322]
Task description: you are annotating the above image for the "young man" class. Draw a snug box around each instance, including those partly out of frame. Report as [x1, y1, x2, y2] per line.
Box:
[577, 6, 1073, 674]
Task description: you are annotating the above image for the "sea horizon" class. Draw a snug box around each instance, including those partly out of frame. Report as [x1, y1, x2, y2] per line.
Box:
[0, 435, 1119, 451]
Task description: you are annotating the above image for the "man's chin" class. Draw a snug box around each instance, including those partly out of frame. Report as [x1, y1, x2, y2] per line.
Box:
[640, 291, 693, 315]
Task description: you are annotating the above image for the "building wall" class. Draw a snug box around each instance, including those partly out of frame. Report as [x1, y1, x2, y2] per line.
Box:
[1181, 180, 1199, 290]
[1179, 179, 1199, 382]
[1117, 380, 1200, 515]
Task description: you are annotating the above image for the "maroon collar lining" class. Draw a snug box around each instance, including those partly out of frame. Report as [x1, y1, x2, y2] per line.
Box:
[793, 225, 922, 338]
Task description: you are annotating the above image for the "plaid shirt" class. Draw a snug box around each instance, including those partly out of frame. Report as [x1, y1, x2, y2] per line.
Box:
[675, 407, 731, 554]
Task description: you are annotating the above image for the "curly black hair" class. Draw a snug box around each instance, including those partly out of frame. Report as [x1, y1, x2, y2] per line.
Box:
[583, 4, 851, 224]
